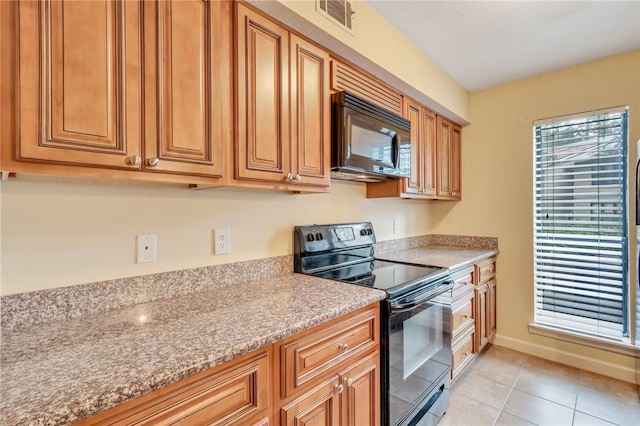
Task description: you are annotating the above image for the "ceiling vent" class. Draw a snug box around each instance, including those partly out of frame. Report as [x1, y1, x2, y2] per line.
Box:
[316, 0, 354, 33]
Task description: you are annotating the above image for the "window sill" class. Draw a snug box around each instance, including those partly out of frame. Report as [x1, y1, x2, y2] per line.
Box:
[528, 323, 640, 358]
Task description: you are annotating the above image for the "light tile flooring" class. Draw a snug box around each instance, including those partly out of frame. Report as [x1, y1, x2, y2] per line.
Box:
[440, 345, 640, 426]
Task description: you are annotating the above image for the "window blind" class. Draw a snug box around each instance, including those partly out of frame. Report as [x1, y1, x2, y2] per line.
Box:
[533, 107, 629, 340]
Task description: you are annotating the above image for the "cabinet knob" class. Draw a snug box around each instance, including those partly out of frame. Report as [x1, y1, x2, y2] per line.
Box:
[463, 351, 470, 356]
[335, 383, 345, 394]
[294, 174, 301, 182]
[127, 155, 141, 166]
[345, 377, 354, 387]
[147, 157, 160, 167]
[462, 314, 469, 319]
[285, 172, 293, 182]
[338, 343, 349, 351]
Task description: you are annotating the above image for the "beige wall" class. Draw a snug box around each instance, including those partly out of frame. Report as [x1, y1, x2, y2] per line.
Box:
[0, 178, 432, 295]
[428, 50, 640, 382]
[277, 0, 470, 122]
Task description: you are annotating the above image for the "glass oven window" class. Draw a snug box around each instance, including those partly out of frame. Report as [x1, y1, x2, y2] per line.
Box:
[389, 301, 451, 425]
[403, 305, 444, 378]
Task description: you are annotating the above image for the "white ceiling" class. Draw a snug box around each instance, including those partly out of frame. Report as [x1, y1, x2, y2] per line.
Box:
[364, 0, 640, 91]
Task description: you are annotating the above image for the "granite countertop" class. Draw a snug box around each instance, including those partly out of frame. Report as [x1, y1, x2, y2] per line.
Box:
[377, 245, 499, 271]
[0, 273, 386, 425]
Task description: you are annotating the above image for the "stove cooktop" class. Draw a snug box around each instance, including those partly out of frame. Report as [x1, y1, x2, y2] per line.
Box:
[311, 259, 448, 297]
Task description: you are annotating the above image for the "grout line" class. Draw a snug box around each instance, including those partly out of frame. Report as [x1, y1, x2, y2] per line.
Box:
[491, 368, 522, 426]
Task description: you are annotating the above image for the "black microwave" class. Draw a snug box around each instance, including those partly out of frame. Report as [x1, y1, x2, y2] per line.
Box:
[331, 91, 411, 182]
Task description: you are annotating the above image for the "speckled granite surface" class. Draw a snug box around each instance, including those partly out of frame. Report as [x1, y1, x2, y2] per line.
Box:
[0, 273, 386, 425]
[1, 255, 292, 329]
[375, 234, 498, 256]
[376, 245, 498, 271]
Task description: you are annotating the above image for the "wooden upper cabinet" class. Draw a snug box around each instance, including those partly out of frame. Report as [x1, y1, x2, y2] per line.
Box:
[436, 116, 462, 199]
[142, 0, 229, 178]
[330, 59, 403, 116]
[366, 100, 437, 199]
[235, 3, 329, 191]
[18, 0, 142, 168]
[421, 108, 438, 196]
[236, 3, 290, 183]
[290, 34, 331, 188]
[403, 100, 423, 195]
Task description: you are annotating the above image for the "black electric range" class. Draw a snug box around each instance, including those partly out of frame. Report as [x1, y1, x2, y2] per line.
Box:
[294, 222, 453, 426]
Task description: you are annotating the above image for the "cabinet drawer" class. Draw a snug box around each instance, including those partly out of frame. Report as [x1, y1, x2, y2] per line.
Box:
[280, 305, 379, 397]
[451, 265, 474, 301]
[474, 257, 496, 284]
[452, 297, 474, 333]
[451, 327, 475, 381]
[78, 348, 271, 425]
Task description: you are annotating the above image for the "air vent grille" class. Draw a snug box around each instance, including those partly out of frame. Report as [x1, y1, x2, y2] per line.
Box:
[317, 0, 354, 33]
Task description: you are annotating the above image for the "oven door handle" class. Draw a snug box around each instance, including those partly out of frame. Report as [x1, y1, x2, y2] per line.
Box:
[389, 283, 453, 312]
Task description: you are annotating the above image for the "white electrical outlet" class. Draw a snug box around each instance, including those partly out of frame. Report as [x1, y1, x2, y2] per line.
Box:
[137, 234, 157, 263]
[214, 228, 231, 255]
[393, 219, 401, 234]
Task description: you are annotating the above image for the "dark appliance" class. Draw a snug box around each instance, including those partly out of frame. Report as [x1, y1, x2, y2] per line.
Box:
[294, 222, 453, 426]
[331, 91, 412, 182]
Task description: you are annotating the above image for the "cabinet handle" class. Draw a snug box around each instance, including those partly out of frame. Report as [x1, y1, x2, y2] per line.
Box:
[339, 343, 349, 351]
[335, 383, 345, 394]
[285, 172, 293, 182]
[294, 174, 301, 182]
[127, 155, 141, 166]
[147, 157, 160, 167]
[461, 314, 469, 319]
[345, 377, 354, 387]
[463, 351, 470, 356]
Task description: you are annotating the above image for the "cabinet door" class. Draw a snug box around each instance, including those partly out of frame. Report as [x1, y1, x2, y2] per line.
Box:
[290, 34, 330, 188]
[450, 123, 462, 198]
[236, 4, 290, 183]
[280, 376, 341, 426]
[436, 116, 462, 199]
[340, 353, 380, 426]
[421, 108, 437, 197]
[436, 116, 452, 197]
[475, 282, 490, 352]
[488, 280, 497, 339]
[402, 99, 423, 195]
[18, 0, 141, 168]
[143, 0, 228, 177]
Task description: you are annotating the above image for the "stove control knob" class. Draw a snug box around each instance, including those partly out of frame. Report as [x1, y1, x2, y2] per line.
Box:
[367, 229, 373, 235]
[360, 229, 367, 236]
[315, 232, 323, 241]
[306, 233, 315, 242]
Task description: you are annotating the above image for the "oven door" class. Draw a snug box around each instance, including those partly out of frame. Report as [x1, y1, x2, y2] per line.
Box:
[388, 294, 452, 426]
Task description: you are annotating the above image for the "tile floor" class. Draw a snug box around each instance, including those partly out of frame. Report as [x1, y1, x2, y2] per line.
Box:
[440, 345, 640, 426]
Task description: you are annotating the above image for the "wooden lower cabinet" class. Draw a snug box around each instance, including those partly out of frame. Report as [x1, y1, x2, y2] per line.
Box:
[277, 304, 381, 426]
[449, 256, 497, 382]
[280, 375, 342, 426]
[75, 347, 272, 426]
[474, 257, 497, 353]
[74, 303, 380, 426]
[340, 353, 380, 426]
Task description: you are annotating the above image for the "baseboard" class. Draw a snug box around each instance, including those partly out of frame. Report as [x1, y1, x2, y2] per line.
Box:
[493, 334, 638, 384]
